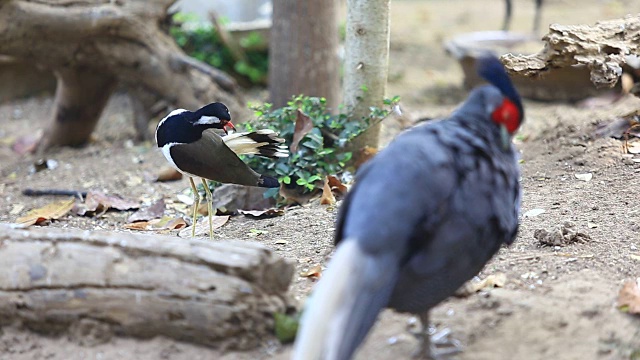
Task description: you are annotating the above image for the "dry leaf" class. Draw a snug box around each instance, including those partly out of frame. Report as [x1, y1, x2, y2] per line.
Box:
[127, 199, 166, 223]
[178, 215, 230, 237]
[15, 198, 75, 227]
[320, 178, 336, 205]
[155, 166, 183, 182]
[161, 217, 188, 230]
[455, 273, 507, 297]
[238, 208, 285, 218]
[76, 191, 140, 216]
[300, 265, 322, 278]
[290, 109, 314, 153]
[617, 278, 640, 315]
[327, 175, 348, 198]
[123, 221, 151, 231]
[124, 216, 187, 231]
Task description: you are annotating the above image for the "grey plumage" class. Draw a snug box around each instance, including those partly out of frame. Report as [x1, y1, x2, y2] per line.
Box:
[293, 57, 522, 360]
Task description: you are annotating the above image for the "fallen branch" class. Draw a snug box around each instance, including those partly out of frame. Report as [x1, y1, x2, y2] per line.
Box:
[0, 0, 246, 149]
[0, 224, 294, 350]
[502, 14, 640, 89]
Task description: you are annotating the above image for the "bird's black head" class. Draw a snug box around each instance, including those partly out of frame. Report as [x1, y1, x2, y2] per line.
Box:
[194, 102, 231, 123]
[155, 102, 235, 147]
[193, 102, 235, 132]
[475, 54, 524, 136]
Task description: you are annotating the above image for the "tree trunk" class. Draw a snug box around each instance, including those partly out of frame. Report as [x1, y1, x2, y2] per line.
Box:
[0, 0, 246, 151]
[269, 0, 340, 110]
[0, 223, 294, 350]
[343, 0, 390, 153]
[41, 68, 117, 149]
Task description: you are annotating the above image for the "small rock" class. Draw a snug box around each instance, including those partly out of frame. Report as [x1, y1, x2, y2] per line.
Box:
[534, 222, 591, 246]
[575, 173, 593, 181]
[524, 208, 546, 218]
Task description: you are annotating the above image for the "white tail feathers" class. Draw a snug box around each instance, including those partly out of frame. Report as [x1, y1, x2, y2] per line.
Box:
[293, 240, 364, 360]
[223, 130, 289, 158]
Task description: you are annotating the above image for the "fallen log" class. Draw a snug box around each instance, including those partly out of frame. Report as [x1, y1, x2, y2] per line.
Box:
[0, 0, 246, 149]
[501, 14, 640, 89]
[0, 224, 294, 350]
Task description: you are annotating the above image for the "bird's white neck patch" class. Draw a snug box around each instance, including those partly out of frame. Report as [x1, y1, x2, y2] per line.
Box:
[194, 116, 221, 126]
[156, 108, 188, 140]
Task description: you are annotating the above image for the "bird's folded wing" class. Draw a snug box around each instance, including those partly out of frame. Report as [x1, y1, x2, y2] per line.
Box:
[169, 130, 262, 186]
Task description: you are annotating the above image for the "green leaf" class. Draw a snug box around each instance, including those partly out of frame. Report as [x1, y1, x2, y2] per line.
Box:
[282, 175, 291, 184]
[274, 312, 300, 344]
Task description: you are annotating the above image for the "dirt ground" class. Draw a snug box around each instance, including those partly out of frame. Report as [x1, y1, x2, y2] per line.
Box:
[1, 0, 640, 359]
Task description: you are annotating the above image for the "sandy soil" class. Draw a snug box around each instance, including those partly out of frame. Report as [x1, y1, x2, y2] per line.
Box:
[1, 0, 640, 359]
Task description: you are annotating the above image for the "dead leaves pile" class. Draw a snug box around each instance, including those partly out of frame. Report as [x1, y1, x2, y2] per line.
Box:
[13, 191, 187, 232]
[123, 199, 188, 232]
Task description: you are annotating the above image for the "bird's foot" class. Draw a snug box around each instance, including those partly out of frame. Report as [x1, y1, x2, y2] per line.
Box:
[412, 327, 462, 360]
[408, 314, 462, 360]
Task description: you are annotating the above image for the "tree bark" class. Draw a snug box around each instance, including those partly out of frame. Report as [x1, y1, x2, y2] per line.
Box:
[0, 0, 246, 150]
[501, 14, 640, 90]
[343, 0, 391, 153]
[268, 0, 340, 110]
[0, 223, 294, 350]
[41, 68, 117, 149]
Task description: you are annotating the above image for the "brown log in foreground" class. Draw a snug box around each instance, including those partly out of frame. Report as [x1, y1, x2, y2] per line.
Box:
[501, 14, 640, 89]
[0, 0, 245, 149]
[0, 224, 294, 350]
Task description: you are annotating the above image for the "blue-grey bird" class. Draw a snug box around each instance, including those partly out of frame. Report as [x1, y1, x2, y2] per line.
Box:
[293, 55, 523, 360]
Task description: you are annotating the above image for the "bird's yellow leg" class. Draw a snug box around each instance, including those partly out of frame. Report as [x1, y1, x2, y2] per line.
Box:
[189, 177, 200, 237]
[200, 178, 215, 240]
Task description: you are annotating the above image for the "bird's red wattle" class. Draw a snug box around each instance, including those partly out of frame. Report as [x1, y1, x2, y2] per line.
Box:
[491, 99, 520, 133]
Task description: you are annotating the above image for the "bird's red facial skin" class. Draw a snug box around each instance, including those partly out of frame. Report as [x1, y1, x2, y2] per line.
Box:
[491, 99, 520, 134]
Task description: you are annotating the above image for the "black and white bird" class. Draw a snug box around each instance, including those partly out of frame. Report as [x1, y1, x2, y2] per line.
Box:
[155, 102, 287, 239]
[293, 55, 523, 359]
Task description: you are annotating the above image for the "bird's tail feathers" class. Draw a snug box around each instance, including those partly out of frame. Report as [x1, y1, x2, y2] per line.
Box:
[293, 239, 397, 360]
[223, 130, 289, 158]
[258, 174, 280, 188]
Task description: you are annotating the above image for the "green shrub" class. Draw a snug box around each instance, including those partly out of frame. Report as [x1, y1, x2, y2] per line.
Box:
[169, 13, 268, 85]
[239, 95, 400, 195]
